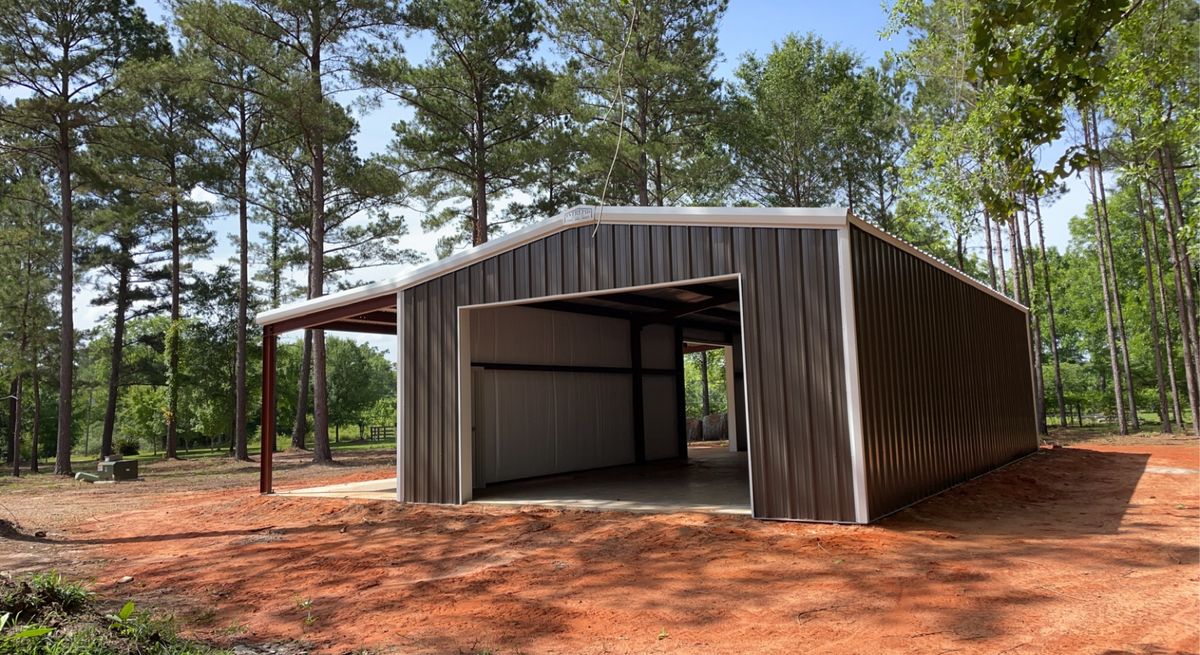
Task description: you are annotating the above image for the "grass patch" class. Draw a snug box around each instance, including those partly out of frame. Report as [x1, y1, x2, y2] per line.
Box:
[0, 572, 228, 655]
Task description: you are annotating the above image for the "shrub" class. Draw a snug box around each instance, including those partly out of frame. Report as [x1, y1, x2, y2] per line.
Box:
[0, 572, 92, 616]
[114, 438, 140, 457]
[0, 573, 229, 655]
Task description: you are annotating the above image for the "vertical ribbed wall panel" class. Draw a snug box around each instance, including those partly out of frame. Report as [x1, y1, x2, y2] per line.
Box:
[399, 225, 855, 520]
[850, 226, 1037, 520]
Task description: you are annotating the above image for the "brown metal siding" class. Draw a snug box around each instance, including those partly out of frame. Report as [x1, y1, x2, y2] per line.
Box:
[399, 224, 855, 521]
[850, 226, 1037, 520]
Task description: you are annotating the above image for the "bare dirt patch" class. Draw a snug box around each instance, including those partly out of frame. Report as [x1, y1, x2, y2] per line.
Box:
[1, 443, 1197, 654]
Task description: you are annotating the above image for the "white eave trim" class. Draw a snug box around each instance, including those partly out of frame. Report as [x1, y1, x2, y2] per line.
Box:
[255, 205, 850, 327]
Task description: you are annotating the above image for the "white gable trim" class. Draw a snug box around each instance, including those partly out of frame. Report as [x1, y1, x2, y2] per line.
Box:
[255, 205, 849, 327]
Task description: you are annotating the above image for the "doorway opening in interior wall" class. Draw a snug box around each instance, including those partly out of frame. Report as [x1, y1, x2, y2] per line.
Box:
[682, 340, 743, 461]
[457, 275, 753, 515]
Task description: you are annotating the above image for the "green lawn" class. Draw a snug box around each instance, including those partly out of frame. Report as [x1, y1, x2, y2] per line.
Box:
[63, 436, 393, 466]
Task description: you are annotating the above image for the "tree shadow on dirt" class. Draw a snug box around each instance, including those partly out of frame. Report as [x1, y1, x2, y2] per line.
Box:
[40, 445, 1198, 654]
[881, 447, 1152, 537]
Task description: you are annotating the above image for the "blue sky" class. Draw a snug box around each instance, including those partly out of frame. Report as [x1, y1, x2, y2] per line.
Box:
[102, 0, 1090, 345]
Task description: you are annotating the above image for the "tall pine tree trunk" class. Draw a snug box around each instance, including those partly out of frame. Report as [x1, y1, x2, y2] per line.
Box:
[1009, 211, 1044, 432]
[472, 103, 488, 246]
[30, 361, 39, 473]
[1033, 193, 1068, 427]
[1146, 183, 1185, 428]
[55, 124, 74, 476]
[310, 147, 332, 463]
[100, 259, 130, 458]
[996, 218, 1009, 297]
[1019, 198, 1047, 434]
[1090, 111, 1138, 431]
[636, 90, 649, 206]
[654, 156, 665, 207]
[9, 377, 20, 476]
[235, 144, 250, 461]
[11, 254, 33, 473]
[1162, 145, 1199, 396]
[1084, 112, 1127, 434]
[269, 214, 283, 308]
[1156, 149, 1199, 435]
[291, 329, 311, 449]
[165, 164, 182, 459]
[983, 207, 997, 289]
[308, 27, 332, 465]
[1136, 186, 1172, 432]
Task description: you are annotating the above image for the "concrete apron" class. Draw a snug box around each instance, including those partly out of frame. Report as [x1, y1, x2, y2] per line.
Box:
[278, 445, 751, 516]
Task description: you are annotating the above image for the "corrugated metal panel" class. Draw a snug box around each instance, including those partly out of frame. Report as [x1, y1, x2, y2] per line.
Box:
[471, 304, 668, 482]
[478, 369, 635, 482]
[399, 225, 855, 520]
[850, 226, 1037, 520]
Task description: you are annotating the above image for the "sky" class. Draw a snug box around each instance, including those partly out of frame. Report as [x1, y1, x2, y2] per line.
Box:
[96, 0, 1094, 352]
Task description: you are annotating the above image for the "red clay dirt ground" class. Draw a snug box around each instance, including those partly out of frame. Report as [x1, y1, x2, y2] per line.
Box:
[1, 441, 1198, 654]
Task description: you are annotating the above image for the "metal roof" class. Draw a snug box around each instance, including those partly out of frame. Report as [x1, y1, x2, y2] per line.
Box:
[255, 205, 1024, 329]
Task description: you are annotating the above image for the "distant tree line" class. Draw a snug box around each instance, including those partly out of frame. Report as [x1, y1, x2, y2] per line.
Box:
[0, 0, 1194, 475]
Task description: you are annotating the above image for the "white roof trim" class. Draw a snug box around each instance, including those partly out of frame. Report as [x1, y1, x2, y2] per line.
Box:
[255, 205, 1025, 328]
[256, 205, 849, 327]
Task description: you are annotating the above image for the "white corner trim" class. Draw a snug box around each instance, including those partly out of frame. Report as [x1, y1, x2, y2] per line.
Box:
[733, 274, 758, 519]
[255, 205, 850, 328]
[837, 226, 871, 524]
[395, 290, 405, 503]
[456, 307, 473, 504]
[847, 214, 1029, 314]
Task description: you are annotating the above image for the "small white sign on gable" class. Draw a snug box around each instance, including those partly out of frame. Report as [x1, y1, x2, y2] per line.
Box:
[562, 206, 595, 224]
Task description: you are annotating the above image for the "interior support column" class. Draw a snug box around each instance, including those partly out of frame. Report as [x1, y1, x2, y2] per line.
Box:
[260, 326, 277, 494]
[674, 325, 687, 459]
[631, 321, 645, 463]
[725, 345, 739, 453]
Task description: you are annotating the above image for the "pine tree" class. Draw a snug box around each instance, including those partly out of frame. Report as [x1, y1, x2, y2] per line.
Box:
[361, 0, 554, 253]
[0, 161, 58, 475]
[234, 0, 402, 462]
[82, 171, 171, 459]
[0, 0, 167, 473]
[176, 0, 274, 460]
[109, 55, 217, 458]
[549, 0, 727, 206]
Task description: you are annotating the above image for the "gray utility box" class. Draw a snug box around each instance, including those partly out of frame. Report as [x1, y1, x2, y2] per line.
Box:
[98, 458, 138, 481]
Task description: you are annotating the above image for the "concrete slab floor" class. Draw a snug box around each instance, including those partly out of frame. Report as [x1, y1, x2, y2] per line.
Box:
[276, 477, 396, 501]
[277, 444, 751, 515]
[474, 445, 750, 515]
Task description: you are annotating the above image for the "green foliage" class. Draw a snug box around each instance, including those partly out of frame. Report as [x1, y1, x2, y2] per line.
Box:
[683, 349, 726, 419]
[362, 397, 396, 430]
[0, 0, 1194, 463]
[0, 574, 228, 655]
[965, 0, 1130, 199]
[114, 438, 140, 456]
[361, 0, 556, 254]
[725, 33, 863, 207]
[326, 337, 395, 432]
[548, 0, 730, 206]
[117, 383, 167, 447]
[0, 573, 93, 616]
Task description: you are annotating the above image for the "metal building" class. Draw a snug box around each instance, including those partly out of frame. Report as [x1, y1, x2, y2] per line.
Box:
[255, 206, 1038, 523]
